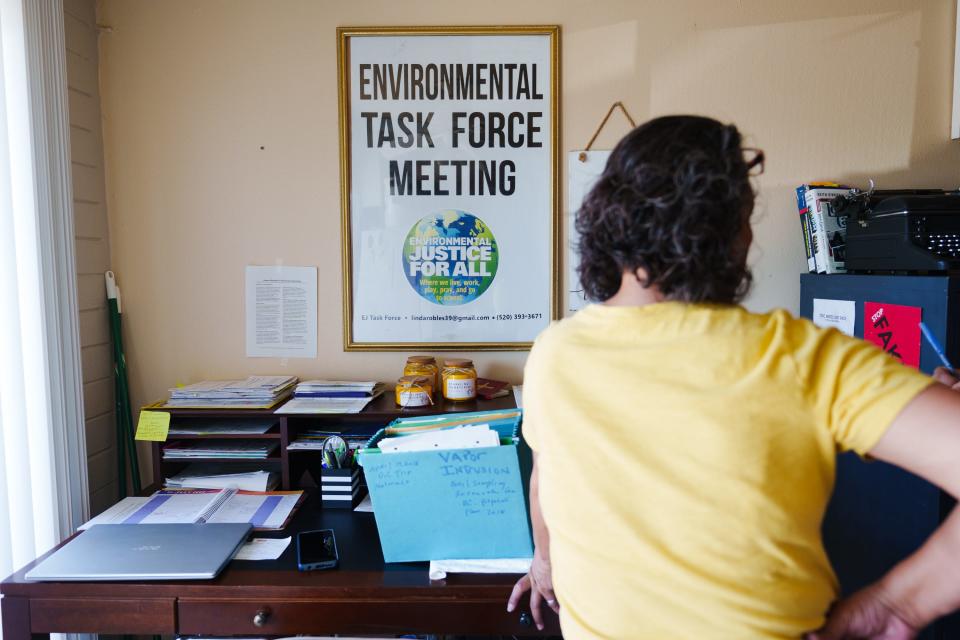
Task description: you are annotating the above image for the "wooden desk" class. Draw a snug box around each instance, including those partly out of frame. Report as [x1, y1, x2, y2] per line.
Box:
[1, 493, 559, 638]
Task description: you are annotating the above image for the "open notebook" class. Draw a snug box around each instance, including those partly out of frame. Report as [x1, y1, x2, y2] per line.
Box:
[80, 488, 304, 531]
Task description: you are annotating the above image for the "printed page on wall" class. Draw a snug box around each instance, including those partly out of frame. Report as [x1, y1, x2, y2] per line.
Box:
[339, 27, 559, 350]
[245, 265, 318, 358]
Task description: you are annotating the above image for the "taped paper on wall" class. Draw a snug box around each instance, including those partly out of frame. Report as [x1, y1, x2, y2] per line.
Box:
[245, 265, 317, 358]
[812, 298, 856, 336]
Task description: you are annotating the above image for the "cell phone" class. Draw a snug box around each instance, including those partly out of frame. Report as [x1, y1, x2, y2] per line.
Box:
[296, 529, 339, 571]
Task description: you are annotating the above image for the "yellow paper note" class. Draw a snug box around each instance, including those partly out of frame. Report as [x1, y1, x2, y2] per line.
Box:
[135, 410, 170, 441]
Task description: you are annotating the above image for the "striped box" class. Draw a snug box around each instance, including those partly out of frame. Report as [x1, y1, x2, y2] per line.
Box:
[320, 467, 365, 509]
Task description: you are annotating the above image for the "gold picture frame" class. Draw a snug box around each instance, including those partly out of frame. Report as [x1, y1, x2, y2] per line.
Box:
[337, 25, 561, 351]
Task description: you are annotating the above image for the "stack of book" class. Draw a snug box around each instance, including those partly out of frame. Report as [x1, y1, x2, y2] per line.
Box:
[795, 183, 855, 274]
[276, 380, 385, 414]
[163, 376, 298, 409]
[477, 377, 511, 400]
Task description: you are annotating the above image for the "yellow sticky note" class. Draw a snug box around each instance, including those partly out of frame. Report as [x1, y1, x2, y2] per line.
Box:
[135, 410, 170, 441]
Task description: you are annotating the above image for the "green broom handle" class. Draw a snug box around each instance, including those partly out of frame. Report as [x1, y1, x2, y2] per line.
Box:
[106, 271, 142, 495]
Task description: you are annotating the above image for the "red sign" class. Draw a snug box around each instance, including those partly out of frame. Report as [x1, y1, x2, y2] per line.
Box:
[863, 302, 921, 368]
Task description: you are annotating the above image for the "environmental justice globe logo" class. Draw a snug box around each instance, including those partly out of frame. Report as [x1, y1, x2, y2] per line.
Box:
[402, 210, 499, 306]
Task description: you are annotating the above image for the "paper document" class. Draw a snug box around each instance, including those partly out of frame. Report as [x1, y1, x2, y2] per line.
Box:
[205, 491, 304, 530]
[234, 536, 291, 561]
[864, 301, 922, 368]
[378, 424, 500, 454]
[428, 557, 532, 581]
[78, 490, 230, 529]
[163, 376, 296, 408]
[169, 418, 277, 436]
[276, 396, 374, 414]
[78, 497, 150, 529]
[135, 410, 171, 441]
[162, 440, 279, 459]
[245, 265, 318, 358]
[166, 464, 278, 492]
[567, 151, 610, 313]
[296, 380, 380, 393]
[78, 488, 303, 531]
[812, 298, 856, 336]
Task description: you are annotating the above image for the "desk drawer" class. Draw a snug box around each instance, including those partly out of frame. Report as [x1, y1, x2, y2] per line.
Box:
[178, 597, 558, 635]
[31, 597, 175, 634]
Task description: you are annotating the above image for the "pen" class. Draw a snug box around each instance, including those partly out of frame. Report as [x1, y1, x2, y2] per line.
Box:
[919, 322, 957, 377]
[325, 449, 339, 469]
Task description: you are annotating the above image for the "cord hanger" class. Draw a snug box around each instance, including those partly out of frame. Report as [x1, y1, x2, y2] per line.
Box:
[579, 101, 637, 162]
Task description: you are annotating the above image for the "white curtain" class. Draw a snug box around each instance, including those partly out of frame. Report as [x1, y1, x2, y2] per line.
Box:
[0, 0, 89, 616]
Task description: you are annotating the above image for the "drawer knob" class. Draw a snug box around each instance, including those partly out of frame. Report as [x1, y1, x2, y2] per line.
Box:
[519, 611, 533, 627]
[253, 609, 270, 627]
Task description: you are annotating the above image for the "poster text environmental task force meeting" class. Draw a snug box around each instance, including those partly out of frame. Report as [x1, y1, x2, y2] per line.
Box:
[357, 62, 545, 197]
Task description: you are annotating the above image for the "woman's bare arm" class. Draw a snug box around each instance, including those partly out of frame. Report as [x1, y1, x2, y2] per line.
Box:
[507, 453, 559, 630]
[810, 383, 960, 638]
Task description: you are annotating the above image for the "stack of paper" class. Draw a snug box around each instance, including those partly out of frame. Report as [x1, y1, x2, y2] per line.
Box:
[164, 376, 298, 408]
[293, 380, 384, 398]
[428, 557, 532, 581]
[378, 424, 500, 454]
[276, 381, 384, 415]
[168, 418, 277, 436]
[163, 440, 279, 460]
[166, 463, 279, 491]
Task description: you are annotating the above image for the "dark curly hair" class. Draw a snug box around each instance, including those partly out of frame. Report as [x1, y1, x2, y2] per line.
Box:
[576, 115, 755, 304]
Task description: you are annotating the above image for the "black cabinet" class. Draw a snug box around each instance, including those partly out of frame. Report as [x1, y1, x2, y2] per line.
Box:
[800, 273, 960, 639]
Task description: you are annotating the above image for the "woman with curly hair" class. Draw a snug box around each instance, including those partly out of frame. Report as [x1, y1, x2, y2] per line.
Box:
[508, 115, 960, 639]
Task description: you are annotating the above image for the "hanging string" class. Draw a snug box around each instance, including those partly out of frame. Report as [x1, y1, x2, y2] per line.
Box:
[579, 101, 637, 162]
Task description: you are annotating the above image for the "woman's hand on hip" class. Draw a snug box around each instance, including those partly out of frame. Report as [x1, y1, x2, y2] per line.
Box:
[805, 582, 919, 640]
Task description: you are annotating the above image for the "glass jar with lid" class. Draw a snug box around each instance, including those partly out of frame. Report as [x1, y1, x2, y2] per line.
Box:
[395, 375, 433, 408]
[442, 358, 478, 402]
[404, 356, 440, 397]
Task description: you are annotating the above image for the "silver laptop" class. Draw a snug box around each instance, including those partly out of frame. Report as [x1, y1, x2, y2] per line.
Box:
[25, 522, 252, 581]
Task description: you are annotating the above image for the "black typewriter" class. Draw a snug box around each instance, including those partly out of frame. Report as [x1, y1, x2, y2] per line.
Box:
[832, 188, 960, 272]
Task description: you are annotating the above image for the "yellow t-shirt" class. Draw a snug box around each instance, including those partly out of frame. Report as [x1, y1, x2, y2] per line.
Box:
[522, 303, 932, 640]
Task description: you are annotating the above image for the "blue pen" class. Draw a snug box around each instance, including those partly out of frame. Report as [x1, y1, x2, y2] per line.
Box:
[919, 322, 957, 377]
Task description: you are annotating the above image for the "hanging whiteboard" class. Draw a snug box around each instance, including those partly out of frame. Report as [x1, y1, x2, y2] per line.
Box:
[566, 150, 610, 313]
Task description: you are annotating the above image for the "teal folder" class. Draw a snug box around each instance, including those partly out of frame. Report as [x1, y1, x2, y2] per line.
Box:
[358, 410, 533, 563]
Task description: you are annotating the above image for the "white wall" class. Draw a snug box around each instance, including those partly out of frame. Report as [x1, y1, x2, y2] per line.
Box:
[96, 0, 960, 432]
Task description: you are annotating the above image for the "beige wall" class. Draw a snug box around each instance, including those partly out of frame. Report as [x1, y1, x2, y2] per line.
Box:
[97, 0, 960, 423]
[66, 0, 116, 515]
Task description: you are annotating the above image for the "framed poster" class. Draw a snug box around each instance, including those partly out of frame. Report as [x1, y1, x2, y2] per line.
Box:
[337, 26, 560, 351]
